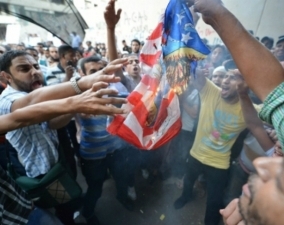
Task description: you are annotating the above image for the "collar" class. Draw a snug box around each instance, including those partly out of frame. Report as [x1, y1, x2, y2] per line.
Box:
[57, 63, 65, 73]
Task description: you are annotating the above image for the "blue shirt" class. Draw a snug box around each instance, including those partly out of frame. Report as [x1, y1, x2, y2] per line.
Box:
[78, 115, 124, 160]
[70, 34, 81, 48]
[0, 86, 59, 178]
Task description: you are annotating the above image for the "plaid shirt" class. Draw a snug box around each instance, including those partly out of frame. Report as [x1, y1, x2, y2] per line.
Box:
[0, 166, 32, 225]
[0, 86, 59, 178]
[259, 82, 284, 150]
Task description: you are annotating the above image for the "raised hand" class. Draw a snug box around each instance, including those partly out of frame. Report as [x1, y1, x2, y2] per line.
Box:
[104, 0, 122, 30]
[193, 0, 224, 24]
[65, 65, 74, 80]
[72, 82, 128, 116]
[78, 58, 128, 90]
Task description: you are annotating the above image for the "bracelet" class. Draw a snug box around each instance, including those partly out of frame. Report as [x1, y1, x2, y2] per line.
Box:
[70, 77, 82, 94]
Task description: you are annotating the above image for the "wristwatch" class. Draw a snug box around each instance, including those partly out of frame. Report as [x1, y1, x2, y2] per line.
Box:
[70, 76, 82, 94]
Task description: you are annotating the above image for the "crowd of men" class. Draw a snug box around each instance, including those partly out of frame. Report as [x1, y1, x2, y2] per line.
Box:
[0, 0, 284, 225]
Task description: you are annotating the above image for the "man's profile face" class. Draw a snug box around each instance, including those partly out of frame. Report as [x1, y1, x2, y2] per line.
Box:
[131, 41, 140, 53]
[239, 157, 284, 225]
[220, 71, 240, 102]
[275, 41, 284, 61]
[7, 55, 44, 93]
[84, 61, 104, 75]
[125, 55, 141, 77]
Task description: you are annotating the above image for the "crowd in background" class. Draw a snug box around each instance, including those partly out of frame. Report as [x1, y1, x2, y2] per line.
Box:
[0, 0, 284, 225]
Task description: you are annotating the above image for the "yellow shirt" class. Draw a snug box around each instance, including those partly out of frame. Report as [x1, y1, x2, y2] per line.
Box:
[190, 79, 246, 169]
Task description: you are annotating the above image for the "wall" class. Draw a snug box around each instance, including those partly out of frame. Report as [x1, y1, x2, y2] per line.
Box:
[196, 0, 284, 45]
[76, 0, 284, 48]
[75, 0, 168, 48]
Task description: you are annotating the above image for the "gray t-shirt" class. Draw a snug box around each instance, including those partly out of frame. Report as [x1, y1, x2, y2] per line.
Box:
[124, 74, 141, 92]
[181, 89, 199, 132]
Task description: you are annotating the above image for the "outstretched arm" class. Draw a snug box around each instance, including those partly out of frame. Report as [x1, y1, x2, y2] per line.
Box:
[10, 59, 127, 112]
[0, 82, 127, 134]
[194, 0, 284, 101]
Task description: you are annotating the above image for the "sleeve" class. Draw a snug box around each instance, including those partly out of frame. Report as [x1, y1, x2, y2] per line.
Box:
[0, 91, 26, 115]
[0, 98, 13, 115]
[259, 82, 284, 149]
[253, 104, 263, 113]
[199, 79, 221, 101]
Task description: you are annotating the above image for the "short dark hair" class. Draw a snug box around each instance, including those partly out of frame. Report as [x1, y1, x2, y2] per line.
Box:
[37, 42, 44, 47]
[76, 49, 84, 56]
[25, 47, 38, 54]
[261, 36, 274, 48]
[276, 35, 284, 45]
[80, 56, 102, 75]
[58, 44, 74, 58]
[224, 59, 237, 71]
[131, 39, 141, 46]
[0, 50, 29, 74]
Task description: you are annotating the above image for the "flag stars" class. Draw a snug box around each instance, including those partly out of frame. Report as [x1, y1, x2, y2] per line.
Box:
[181, 32, 192, 44]
[176, 13, 185, 24]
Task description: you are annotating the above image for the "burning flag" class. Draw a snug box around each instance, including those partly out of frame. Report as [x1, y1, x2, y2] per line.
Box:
[163, 0, 210, 94]
[107, 0, 209, 150]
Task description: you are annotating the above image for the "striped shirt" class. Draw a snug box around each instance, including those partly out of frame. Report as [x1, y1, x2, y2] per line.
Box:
[78, 115, 123, 160]
[0, 166, 32, 225]
[0, 86, 59, 178]
[39, 65, 48, 78]
[45, 65, 66, 86]
[45, 65, 78, 86]
[259, 82, 284, 150]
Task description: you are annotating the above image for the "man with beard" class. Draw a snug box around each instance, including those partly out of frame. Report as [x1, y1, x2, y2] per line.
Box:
[190, 0, 284, 224]
[174, 60, 248, 225]
[45, 45, 77, 86]
[0, 50, 80, 224]
[48, 46, 59, 68]
[220, 157, 284, 225]
[0, 73, 126, 225]
[0, 50, 128, 224]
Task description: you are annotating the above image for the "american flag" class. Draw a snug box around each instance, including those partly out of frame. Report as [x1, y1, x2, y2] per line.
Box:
[107, 0, 209, 150]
